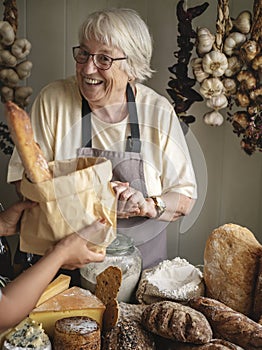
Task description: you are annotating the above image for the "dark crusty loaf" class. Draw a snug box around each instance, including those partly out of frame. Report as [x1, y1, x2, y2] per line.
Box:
[164, 338, 244, 349]
[102, 319, 156, 350]
[53, 316, 100, 350]
[101, 302, 155, 350]
[141, 300, 212, 344]
[253, 255, 262, 321]
[188, 296, 262, 350]
[203, 223, 262, 317]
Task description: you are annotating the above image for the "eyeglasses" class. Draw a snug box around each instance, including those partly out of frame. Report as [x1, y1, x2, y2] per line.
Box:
[72, 46, 127, 70]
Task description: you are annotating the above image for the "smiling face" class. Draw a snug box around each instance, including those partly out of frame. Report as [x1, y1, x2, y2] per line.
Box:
[76, 38, 129, 109]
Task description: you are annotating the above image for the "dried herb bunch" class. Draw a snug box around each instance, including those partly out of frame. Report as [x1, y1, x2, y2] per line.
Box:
[167, 0, 209, 125]
[0, 120, 13, 154]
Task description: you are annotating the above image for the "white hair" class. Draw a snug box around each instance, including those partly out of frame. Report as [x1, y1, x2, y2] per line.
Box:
[79, 8, 154, 82]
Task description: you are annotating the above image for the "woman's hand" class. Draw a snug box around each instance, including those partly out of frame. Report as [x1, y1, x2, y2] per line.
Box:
[111, 181, 154, 218]
[0, 200, 37, 236]
[50, 220, 106, 269]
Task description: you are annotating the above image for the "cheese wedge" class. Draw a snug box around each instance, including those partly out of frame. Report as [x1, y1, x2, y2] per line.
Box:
[35, 274, 71, 307]
[29, 287, 105, 337]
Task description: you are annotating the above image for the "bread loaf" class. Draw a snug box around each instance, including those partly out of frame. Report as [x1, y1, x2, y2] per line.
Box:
[203, 223, 262, 316]
[141, 300, 213, 344]
[101, 302, 155, 350]
[188, 296, 262, 350]
[163, 339, 244, 349]
[253, 255, 262, 321]
[53, 316, 100, 350]
[102, 319, 156, 350]
[5, 101, 52, 183]
[95, 266, 122, 331]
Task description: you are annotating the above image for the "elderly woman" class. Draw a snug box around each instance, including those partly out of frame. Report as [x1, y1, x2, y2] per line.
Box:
[8, 8, 197, 268]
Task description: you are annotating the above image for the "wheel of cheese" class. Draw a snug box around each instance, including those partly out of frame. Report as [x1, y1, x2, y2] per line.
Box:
[53, 316, 100, 350]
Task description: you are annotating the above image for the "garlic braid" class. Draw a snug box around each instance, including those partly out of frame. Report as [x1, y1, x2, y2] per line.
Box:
[214, 0, 233, 52]
[3, 0, 18, 35]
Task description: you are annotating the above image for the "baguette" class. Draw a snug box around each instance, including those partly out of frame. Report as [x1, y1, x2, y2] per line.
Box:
[5, 100, 52, 183]
[188, 296, 262, 350]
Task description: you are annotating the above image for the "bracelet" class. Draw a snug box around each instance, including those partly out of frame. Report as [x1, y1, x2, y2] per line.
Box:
[150, 196, 166, 218]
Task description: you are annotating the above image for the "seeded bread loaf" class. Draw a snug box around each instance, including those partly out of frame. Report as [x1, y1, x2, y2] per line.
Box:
[5, 101, 52, 183]
[101, 302, 154, 350]
[141, 300, 213, 344]
[203, 223, 262, 316]
[188, 296, 262, 350]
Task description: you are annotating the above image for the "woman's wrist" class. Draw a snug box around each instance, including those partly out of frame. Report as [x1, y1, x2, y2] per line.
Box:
[144, 198, 158, 218]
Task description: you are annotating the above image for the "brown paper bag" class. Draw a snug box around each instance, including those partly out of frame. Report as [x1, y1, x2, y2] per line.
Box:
[20, 157, 117, 255]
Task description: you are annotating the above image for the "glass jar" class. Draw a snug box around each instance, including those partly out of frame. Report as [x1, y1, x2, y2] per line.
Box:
[80, 234, 142, 303]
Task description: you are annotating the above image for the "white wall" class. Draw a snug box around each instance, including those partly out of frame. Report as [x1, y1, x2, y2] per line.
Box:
[0, 0, 261, 264]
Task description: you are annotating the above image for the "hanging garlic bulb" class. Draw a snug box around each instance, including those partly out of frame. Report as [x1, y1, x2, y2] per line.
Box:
[206, 94, 228, 109]
[199, 77, 224, 98]
[237, 70, 257, 90]
[252, 54, 262, 71]
[232, 11, 252, 34]
[202, 51, 228, 77]
[222, 78, 237, 96]
[203, 110, 224, 126]
[196, 27, 215, 56]
[240, 40, 260, 62]
[224, 56, 242, 77]
[223, 32, 246, 56]
[236, 91, 250, 107]
[191, 58, 209, 83]
[232, 111, 249, 131]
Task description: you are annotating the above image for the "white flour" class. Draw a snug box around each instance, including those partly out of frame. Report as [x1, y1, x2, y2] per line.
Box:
[145, 257, 203, 299]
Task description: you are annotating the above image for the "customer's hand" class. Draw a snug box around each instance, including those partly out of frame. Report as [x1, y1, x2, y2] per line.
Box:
[0, 200, 37, 236]
[50, 220, 106, 269]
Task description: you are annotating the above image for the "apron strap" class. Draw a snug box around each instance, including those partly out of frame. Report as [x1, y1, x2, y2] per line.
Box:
[81, 95, 92, 148]
[81, 83, 141, 152]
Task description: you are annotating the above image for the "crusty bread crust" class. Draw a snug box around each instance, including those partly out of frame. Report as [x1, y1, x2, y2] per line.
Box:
[203, 223, 262, 316]
[5, 101, 52, 183]
[189, 296, 262, 350]
[54, 316, 100, 350]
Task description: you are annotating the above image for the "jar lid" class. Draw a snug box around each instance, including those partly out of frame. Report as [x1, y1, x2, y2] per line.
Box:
[106, 233, 134, 254]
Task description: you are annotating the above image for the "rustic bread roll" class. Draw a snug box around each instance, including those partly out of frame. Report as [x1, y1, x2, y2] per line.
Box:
[204, 223, 262, 316]
[188, 296, 262, 350]
[53, 316, 100, 350]
[5, 100, 52, 183]
[141, 300, 213, 344]
[253, 255, 262, 321]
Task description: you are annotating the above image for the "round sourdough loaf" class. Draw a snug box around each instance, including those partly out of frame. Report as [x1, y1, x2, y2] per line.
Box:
[203, 223, 262, 316]
[53, 316, 100, 350]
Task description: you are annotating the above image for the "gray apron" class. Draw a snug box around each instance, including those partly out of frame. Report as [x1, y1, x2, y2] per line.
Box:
[78, 84, 168, 268]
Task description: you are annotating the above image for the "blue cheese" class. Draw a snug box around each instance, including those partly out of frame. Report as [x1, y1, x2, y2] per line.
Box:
[3, 318, 51, 350]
